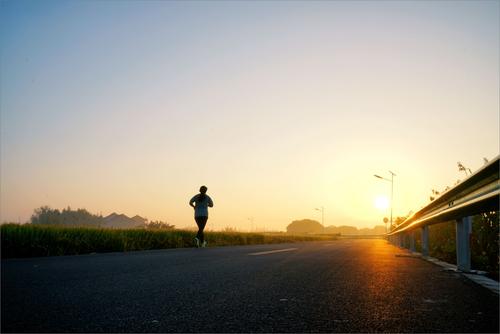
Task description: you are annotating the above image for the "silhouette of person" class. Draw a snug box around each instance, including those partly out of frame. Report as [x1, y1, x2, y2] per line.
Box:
[189, 185, 213, 247]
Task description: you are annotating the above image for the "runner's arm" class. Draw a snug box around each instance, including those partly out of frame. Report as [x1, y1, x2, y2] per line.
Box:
[189, 196, 196, 208]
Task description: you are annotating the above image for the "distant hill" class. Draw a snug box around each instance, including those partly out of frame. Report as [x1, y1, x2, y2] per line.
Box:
[102, 213, 147, 229]
[131, 215, 148, 225]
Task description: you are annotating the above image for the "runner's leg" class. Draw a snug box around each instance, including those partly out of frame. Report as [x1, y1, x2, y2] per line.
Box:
[196, 216, 208, 243]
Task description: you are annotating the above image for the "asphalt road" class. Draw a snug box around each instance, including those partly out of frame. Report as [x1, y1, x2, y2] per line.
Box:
[2, 239, 499, 333]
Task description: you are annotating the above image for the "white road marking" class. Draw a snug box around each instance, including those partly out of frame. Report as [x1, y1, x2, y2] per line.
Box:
[247, 248, 298, 256]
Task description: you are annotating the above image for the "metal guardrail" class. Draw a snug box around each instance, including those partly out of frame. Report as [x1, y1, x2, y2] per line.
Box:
[386, 155, 499, 272]
[388, 155, 499, 236]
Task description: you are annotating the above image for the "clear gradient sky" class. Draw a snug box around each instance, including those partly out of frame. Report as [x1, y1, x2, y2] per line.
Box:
[1, 0, 499, 230]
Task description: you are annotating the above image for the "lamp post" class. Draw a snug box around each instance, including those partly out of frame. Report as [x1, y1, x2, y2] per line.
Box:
[315, 206, 324, 233]
[248, 217, 254, 232]
[374, 171, 396, 233]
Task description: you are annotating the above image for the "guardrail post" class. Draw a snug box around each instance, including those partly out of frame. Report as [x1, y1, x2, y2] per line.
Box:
[456, 216, 472, 272]
[421, 226, 429, 257]
[398, 233, 404, 248]
[409, 231, 415, 252]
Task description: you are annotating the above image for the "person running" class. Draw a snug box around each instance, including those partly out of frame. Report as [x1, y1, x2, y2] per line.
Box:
[189, 185, 214, 248]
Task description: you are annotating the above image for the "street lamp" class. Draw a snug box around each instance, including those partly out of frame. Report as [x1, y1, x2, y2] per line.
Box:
[315, 206, 324, 233]
[248, 217, 254, 232]
[374, 171, 396, 233]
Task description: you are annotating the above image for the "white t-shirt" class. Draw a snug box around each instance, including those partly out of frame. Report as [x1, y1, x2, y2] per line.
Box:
[189, 194, 214, 217]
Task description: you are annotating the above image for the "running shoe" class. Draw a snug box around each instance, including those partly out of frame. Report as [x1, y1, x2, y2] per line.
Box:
[194, 237, 200, 248]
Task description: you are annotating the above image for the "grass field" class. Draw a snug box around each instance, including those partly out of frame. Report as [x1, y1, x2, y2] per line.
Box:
[0, 224, 335, 258]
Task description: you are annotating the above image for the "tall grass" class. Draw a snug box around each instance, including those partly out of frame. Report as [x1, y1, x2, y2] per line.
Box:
[1, 224, 334, 258]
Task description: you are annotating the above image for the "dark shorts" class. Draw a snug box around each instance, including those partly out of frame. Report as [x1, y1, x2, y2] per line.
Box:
[195, 216, 208, 226]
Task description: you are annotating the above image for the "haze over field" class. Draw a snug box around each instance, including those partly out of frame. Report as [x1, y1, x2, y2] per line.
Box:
[1, 1, 498, 231]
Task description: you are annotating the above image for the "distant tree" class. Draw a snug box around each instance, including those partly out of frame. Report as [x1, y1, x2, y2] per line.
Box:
[358, 228, 371, 235]
[223, 226, 238, 232]
[146, 220, 175, 230]
[323, 225, 385, 235]
[371, 225, 386, 235]
[335, 225, 359, 235]
[60, 207, 102, 227]
[31, 206, 103, 226]
[323, 225, 339, 234]
[287, 219, 323, 234]
[31, 206, 61, 225]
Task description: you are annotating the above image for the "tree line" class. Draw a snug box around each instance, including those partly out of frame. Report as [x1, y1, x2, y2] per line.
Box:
[286, 219, 386, 235]
[29, 206, 175, 230]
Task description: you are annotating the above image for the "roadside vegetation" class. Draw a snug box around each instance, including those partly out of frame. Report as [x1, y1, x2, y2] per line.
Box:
[394, 160, 499, 281]
[0, 223, 335, 259]
[410, 211, 499, 280]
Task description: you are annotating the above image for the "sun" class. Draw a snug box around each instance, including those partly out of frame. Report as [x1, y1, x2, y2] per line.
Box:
[374, 196, 389, 210]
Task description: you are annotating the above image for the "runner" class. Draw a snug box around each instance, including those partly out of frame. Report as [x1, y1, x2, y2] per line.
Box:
[189, 185, 214, 247]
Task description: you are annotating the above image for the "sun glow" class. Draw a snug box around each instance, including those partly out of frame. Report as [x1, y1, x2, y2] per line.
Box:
[374, 196, 389, 210]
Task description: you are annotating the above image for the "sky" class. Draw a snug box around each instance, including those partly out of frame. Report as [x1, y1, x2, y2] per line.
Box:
[1, 0, 499, 231]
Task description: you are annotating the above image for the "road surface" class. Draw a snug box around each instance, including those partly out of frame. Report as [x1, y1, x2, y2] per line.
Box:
[2, 239, 498, 332]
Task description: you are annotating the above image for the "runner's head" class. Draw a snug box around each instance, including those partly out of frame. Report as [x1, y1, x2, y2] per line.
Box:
[200, 185, 207, 194]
